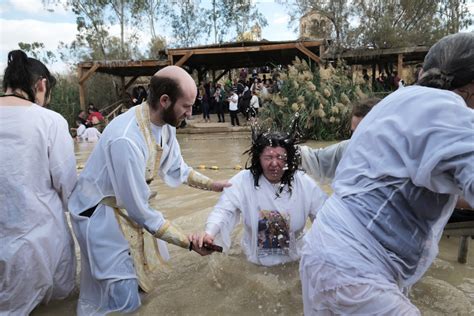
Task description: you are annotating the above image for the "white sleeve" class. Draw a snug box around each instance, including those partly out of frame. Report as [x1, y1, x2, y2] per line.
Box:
[49, 116, 77, 209]
[107, 137, 165, 234]
[205, 177, 242, 250]
[300, 140, 348, 184]
[159, 130, 192, 188]
[306, 177, 329, 221]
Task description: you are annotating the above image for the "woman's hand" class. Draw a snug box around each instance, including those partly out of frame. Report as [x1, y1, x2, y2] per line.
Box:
[188, 232, 216, 256]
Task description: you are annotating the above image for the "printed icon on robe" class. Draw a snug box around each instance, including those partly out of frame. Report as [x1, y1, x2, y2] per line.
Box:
[257, 210, 290, 257]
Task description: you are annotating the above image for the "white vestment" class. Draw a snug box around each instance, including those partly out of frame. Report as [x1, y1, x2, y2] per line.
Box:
[0, 103, 77, 315]
[68, 106, 191, 315]
[77, 123, 86, 140]
[206, 170, 327, 266]
[300, 86, 474, 315]
[83, 127, 101, 142]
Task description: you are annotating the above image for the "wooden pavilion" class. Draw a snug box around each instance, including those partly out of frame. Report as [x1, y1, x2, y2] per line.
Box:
[77, 39, 324, 111]
[76, 39, 430, 115]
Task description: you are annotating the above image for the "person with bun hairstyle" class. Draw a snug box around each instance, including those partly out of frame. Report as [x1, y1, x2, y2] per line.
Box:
[0, 50, 77, 314]
[300, 32, 474, 315]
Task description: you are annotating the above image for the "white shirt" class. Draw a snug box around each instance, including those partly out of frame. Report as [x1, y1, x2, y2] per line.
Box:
[250, 95, 260, 109]
[77, 123, 86, 140]
[228, 93, 239, 111]
[0, 103, 77, 314]
[205, 170, 327, 266]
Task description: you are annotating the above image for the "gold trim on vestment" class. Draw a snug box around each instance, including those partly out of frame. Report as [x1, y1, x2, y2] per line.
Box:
[187, 169, 213, 190]
[154, 220, 190, 249]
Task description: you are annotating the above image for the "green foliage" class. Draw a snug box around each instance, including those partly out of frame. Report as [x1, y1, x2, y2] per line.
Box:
[18, 42, 57, 64]
[259, 57, 372, 141]
[48, 74, 81, 127]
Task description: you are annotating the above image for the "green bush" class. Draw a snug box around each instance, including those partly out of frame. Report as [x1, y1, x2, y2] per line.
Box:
[259, 57, 372, 140]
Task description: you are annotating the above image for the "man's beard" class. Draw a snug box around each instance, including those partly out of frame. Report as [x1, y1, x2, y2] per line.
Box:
[162, 102, 181, 127]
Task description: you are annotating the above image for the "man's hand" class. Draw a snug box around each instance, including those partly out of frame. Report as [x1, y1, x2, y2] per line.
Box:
[188, 232, 217, 256]
[211, 180, 232, 192]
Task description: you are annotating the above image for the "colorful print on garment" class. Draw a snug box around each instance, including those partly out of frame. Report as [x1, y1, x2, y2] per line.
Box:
[257, 210, 290, 256]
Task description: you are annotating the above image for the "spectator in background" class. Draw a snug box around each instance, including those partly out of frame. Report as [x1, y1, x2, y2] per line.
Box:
[87, 103, 106, 132]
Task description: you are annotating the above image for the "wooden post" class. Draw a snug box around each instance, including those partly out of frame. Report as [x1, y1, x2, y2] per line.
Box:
[78, 65, 86, 110]
[397, 53, 403, 77]
[458, 236, 470, 264]
[120, 76, 126, 104]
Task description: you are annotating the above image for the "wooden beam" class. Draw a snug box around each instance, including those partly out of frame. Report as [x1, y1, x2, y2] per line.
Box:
[168, 41, 322, 56]
[397, 53, 403, 76]
[124, 76, 139, 90]
[215, 69, 230, 82]
[79, 63, 100, 85]
[458, 236, 470, 264]
[296, 43, 321, 64]
[175, 51, 194, 66]
[78, 66, 86, 110]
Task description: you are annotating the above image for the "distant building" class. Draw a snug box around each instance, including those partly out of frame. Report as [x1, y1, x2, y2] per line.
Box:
[299, 10, 332, 39]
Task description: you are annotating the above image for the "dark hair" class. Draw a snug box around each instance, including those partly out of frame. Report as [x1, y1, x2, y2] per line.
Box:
[351, 97, 381, 118]
[3, 50, 56, 103]
[148, 76, 183, 110]
[418, 33, 474, 90]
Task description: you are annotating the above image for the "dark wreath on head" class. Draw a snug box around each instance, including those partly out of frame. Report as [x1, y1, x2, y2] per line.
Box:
[244, 114, 304, 196]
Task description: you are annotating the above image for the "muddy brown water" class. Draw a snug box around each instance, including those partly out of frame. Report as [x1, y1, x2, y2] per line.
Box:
[33, 133, 473, 315]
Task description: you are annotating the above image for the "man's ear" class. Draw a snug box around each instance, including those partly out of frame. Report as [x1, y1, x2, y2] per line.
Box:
[159, 94, 171, 109]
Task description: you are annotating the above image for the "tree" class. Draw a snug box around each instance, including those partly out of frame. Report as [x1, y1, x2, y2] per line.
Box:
[278, 0, 352, 48]
[207, 0, 268, 43]
[438, 0, 473, 35]
[18, 42, 57, 64]
[168, 0, 209, 47]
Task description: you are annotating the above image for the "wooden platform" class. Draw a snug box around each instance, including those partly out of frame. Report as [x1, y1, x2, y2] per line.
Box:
[443, 221, 474, 264]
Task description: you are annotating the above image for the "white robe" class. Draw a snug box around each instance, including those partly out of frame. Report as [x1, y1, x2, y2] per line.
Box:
[300, 86, 474, 314]
[300, 140, 349, 184]
[0, 103, 77, 315]
[206, 170, 327, 266]
[82, 127, 101, 142]
[68, 107, 191, 315]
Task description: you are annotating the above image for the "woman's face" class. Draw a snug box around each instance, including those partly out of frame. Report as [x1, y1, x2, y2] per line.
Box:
[259, 146, 287, 184]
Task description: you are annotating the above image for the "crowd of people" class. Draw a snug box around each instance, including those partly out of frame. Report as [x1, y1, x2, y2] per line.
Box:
[1, 32, 473, 316]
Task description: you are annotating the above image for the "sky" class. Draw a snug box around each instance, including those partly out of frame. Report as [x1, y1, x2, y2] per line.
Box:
[0, 0, 298, 73]
[0, 0, 473, 74]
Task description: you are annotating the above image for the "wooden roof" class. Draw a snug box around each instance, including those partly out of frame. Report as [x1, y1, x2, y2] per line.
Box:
[167, 39, 324, 70]
[323, 46, 430, 65]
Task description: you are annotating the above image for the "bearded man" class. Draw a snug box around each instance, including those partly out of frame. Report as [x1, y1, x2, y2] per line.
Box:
[68, 66, 229, 315]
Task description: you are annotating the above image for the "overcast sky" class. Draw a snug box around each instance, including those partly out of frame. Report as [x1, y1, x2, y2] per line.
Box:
[0, 0, 298, 73]
[1, 0, 473, 74]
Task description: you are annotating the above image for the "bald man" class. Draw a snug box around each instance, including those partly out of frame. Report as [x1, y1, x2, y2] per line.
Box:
[68, 66, 230, 315]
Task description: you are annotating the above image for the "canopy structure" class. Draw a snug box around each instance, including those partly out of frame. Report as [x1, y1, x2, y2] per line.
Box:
[77, 39, 429, 110]
[76, 39, 324, 109]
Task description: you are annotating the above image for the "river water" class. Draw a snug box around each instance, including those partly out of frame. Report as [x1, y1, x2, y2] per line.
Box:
[33, 133, 473, 315]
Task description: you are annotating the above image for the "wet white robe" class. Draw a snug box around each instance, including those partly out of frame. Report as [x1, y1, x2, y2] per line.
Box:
[300, 140, 349, 184]
[206, 170, 327, 266]
[300, 86, 474, 314]
[0, 103, 77, 315]
[68, 107, 191, 315]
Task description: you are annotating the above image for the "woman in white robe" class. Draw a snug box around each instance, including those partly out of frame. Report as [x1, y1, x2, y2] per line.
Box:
[192, 132, 328, 266]
[300, 32, 474, 315]
[0, 50, 77, 315]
